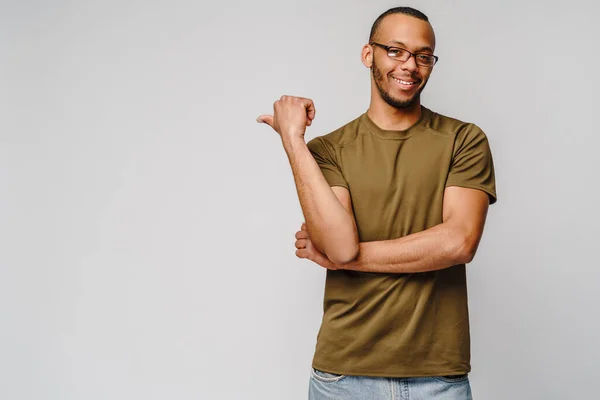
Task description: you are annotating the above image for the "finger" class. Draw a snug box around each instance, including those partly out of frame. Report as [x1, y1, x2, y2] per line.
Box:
[295, 239, 307, 249]
[296, 249, 308, 259]
[295, 230, 309, 239]
[302, 99, 316, 121]
[256, 114, 274, 128]
[301, 222, 307, 231]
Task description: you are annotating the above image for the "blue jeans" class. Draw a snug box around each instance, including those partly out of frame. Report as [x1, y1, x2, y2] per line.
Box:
[309, 368, 472, 400]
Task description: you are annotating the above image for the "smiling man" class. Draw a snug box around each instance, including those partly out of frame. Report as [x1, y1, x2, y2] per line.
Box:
[257, 6, 496, 400]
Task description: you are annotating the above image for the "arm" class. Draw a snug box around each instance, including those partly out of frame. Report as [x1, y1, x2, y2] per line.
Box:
[258, 96, 359, 264]
[285, 140, 359, 264]
[296, 186, 490, 272]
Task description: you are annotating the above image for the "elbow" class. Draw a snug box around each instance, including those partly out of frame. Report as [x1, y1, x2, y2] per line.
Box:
[456, 248, 476, 265]
[327, 243, 359, 266]
[309, 220, 360, 266]
[454, 236, 478, 265]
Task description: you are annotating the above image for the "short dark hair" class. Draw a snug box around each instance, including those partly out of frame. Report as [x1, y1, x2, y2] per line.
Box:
[369, 7, 430, 42]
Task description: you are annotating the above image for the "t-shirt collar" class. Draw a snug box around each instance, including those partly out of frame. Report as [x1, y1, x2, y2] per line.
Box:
[361, 106, 432, 140]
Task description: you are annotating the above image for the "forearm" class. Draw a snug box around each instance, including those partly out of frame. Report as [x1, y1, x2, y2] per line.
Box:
[342, 223, 473, 273]
[283, 137, 358, 264]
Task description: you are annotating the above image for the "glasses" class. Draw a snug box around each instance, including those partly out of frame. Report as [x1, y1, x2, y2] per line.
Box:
[370, 42, 439, 67]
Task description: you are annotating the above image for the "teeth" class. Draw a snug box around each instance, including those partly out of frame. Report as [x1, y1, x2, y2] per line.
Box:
[394, 77, 416, 85]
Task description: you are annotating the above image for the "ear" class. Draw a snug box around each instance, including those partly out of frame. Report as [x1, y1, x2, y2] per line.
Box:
[361, 44, 373, 68]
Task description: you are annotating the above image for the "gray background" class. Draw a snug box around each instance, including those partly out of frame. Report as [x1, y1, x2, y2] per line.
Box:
[1, 0, 598, 399]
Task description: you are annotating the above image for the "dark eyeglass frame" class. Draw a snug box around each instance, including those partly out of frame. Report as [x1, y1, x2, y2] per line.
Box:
[370, 42, 439, 67]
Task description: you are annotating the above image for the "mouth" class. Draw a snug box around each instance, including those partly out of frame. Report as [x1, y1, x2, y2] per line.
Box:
[392, 77, 420, 91]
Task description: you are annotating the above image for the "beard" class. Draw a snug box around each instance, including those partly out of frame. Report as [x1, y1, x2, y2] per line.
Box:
[372, 59, 428, 109]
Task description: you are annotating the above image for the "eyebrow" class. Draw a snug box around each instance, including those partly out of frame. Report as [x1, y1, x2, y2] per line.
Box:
[388, 41, 434, 53]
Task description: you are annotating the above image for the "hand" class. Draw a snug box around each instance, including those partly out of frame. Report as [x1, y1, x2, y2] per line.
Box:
[257, 96, 316, 142]
[294, 222, 339, 270]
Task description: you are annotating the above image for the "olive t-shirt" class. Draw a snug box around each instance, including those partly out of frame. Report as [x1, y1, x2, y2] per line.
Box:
[306, 106, 497, 378]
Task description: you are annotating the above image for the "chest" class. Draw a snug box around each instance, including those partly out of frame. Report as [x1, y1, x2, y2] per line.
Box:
[337, 133, 455, 239]
[339, 134, 453, 198]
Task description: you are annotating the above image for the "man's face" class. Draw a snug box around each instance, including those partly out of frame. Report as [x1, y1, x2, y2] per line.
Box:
[365, 14, 436, 109]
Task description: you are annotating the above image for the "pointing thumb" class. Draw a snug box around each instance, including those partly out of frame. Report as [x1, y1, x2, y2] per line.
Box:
[256, 114, 274, 128]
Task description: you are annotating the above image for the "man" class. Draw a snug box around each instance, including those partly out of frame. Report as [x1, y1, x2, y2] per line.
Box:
[257, 6, 496, 400]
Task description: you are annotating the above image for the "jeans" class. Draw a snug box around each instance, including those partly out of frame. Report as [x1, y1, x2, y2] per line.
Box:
[309, 368, 473, 400]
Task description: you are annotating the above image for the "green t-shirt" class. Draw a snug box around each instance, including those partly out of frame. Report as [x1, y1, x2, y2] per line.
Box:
[306, 106, 497, 378]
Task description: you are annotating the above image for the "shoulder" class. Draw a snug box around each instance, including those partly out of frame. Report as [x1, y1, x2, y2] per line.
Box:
[307, 114, 365, 151]
[425, 108, 487, 141]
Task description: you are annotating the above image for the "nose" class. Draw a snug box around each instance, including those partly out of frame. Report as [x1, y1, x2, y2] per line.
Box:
[400, 54, 418, 72]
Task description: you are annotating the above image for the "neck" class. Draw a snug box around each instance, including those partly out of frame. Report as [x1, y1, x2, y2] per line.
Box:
[367, 96, 422, 131]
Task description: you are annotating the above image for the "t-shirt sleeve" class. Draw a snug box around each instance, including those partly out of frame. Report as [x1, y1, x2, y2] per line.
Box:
[445, 125, 497, 204]
[306, 136, 349, 189]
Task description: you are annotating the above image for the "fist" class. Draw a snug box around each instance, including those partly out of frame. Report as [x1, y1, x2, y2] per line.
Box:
[257, 96, 316, 140]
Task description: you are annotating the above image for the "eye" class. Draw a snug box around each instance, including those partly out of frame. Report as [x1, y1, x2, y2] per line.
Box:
[417, 54, 434, 64]
[388, 49, 401, 57]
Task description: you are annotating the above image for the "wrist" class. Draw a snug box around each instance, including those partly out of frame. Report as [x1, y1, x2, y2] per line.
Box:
[282, 135, 306, 152]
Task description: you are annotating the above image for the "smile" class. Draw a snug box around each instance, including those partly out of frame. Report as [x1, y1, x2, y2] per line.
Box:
[393, 77, 419, 85]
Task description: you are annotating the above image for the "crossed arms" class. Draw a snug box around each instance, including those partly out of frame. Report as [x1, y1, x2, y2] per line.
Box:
[295, 185, 489, 273]
[258, 96, 490, 273]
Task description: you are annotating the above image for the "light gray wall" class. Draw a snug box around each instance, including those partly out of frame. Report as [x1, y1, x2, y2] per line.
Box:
[1, 0, 598, 399]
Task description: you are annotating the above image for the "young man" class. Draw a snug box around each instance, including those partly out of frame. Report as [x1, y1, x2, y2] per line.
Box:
[257, 6, 496, 400]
